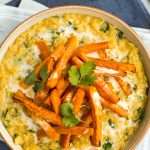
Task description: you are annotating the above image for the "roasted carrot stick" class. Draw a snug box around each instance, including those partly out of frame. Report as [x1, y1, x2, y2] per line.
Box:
[77, 41, 108, 53]
[47, 36, 78, 89]
[101, 98, 128, 117]
[71, 56, 83, 68]
[49, 89, 61, 114]
[45, 79, 69, 106]
[78, 53, 136, 73]
[95, 78, 119, 103]
[33, 118, 60, 141]
[61, 135, 71, 149]
[98, 50, 107, 60]
[56, 77, 69, 97]
[36, 40, 50, 60]
[72, 88, 85, 115]
[34, 57, 55, 76]
[44, 95, 51, 106]
[90, 58, 136, 73]
[79, 113, 92, 127]
[35, 43, 65, 76]
[13, 90, 62, 125]
[115, 76, 131, 96]
[55, 126, 93, 135]
[87, 86, 102, 146]
[62, 88, 74, 102]
[35, 89, 48, 101]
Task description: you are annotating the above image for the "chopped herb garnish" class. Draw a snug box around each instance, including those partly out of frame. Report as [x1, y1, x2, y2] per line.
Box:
[62, 116, 80, 127]
[68, 21, 73, 25]
[60, 102, 74, 117]
[137, 107, 145, 121]
[108, 119, 115, 128]
[68, 62, 96, 86]
[33, 81, 44, 92]
[80, 62, 96, 77]
[103, 141, 112, 150]
[116, 28, 124, 39]
[73, 26, 78, 30]
[80, 75, 96, 85]
[40, 65, 48, 81]
[100, 22, 109, 32]
[25, 72, 36, 85]
[68, 66, 80, 86]
[60, 102, 80, 127]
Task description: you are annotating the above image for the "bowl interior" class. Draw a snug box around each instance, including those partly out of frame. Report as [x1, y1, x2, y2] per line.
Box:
[0, 6, 150, 150]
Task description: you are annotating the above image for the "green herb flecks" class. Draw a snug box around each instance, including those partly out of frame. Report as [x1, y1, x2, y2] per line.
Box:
[25, 72, 36, 85]
[39, 65, 48, 81]
[116, 28, 124, 39]
[33, 81, 44, 92]
[103, 141, 112, 150]
[100, 22, 109, 32]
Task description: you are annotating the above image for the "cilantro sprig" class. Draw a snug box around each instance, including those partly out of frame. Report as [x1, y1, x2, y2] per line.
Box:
[24, 65, 48, 92]
[68, 62, 96, 86]
[60, 102, 80, 127]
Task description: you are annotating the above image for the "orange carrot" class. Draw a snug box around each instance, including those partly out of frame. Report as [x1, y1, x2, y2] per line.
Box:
[13, 90, 62, 125]
[101, 98, 128, 117]
[50, 89, 61, 114]
[90, 58, 136, 73]
[62, 88, 74, 102]
[47, 36, 78, 89]
[35, 43, 65, 76]
[115, 76, 131, 96]
[34, 118, 60, 141]
[35, 89, 48, 101]
[77, 41, 108, 53]
[72, 88, 85, 114]
[44, 95, 51, 106]
[61, 135, 71, 149]
[55, 126, 93, 135]
[98, 50, 107, 60]
[71, 56, 83, 68]
[95, 78, 119, 103]
[79, 113, 92, 127]
[87, 86, 102, 146]
[36, 40, 50, 59]
[56, 78, 69, 97]
[78, 54, 136, 73]
[34, 57, 55, 76]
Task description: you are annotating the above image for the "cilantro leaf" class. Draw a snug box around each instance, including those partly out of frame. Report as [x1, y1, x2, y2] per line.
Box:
[60, 102, 80, 127]
[80, 62, 96, 77]
[40, 65, 48, 81]
[60, 102, 73, 117]
[25, 72, 36, 85]
[80, 74, 96, 85]
[62, 116, 80, 127]
[68, 66, 80, 86]
[33, 81, 44, 92]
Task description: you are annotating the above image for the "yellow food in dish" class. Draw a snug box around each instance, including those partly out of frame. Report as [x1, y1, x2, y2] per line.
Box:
[0, 14, 148, 150]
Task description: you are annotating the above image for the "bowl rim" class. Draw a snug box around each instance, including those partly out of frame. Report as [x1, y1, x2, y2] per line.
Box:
[0, 5, 149, 150]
